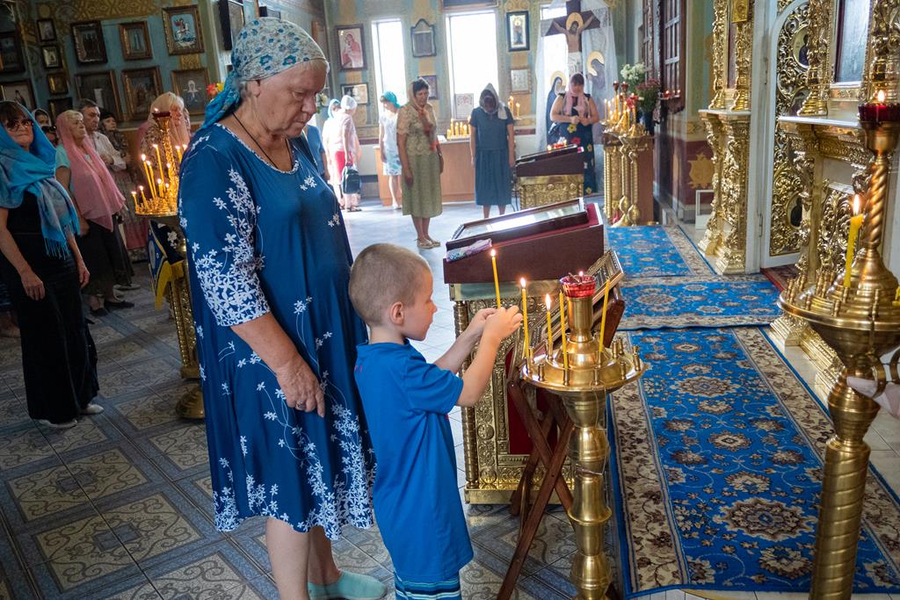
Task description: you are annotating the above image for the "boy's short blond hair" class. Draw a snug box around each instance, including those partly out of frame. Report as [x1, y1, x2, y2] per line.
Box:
[349, 243, 431, 326]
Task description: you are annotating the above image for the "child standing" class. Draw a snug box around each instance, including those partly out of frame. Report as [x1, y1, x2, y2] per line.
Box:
[349, 243, 522, 599]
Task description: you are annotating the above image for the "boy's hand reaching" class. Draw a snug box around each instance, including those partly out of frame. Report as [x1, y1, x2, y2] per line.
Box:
[464, 308, 498, 340]
[483, 306, 523, 344]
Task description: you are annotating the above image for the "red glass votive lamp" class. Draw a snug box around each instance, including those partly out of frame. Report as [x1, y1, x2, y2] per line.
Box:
[561, 274, 597, 298]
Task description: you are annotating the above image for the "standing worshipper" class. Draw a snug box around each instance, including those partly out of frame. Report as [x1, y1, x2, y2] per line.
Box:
[470, 84, 515, 218]
[397, 78, 443, 249]
[379, 91, 402, 209]
[177, 18, 384, 600]
[99, 110, 144, 265]
[549, 73, 600, 194]
[0, 102, 100, 428]
[337, 95, 362, 211]
[33, 109, 52, 129]
[321, 99, 344, 207]
[55, 110, 132, 316]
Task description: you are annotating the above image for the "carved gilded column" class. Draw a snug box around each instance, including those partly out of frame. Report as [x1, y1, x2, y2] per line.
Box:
[698, 112, 725, 255]
[714, 115, 751, 273]
[798, 0, 836, 116]
[709, 0, 728, 109]
[861, 0, 900, 102]
[731, 0, 755, 111]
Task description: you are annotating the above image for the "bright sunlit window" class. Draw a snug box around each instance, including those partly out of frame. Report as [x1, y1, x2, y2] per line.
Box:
[540, 6, 568, 94]
[446, 11, 499, 105]
[371, 19, 408, 106]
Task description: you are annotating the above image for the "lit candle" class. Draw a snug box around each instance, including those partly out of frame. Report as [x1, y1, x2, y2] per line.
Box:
[131, 190, 138, 211]
[844, 194, 864, 287]
[559, 291, 568, 370]
[138, 185, 147, 205]
[141, 155, 155, 195]
[545, 294, 552, 358]
[490, 249, 501, 309]
[876, 89, 886, 121]
[599, 279, 610, 354]
[153, 144, 165, 187]
[520, 278, 530, 362]
[515, 102, 520, 118]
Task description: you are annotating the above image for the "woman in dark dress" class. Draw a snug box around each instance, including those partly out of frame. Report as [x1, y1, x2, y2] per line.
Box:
[549, 73, 600, 195]
[469, 84, 516, 218]
[0, 101, 100, 428]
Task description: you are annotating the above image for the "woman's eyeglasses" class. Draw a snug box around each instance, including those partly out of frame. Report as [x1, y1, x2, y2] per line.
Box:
[4, 118, 31, 131]
[41, 125, 56, 134]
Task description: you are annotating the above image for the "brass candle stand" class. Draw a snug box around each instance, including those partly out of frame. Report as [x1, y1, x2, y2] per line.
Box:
[134, 113, 203, 420]
[522, 275, 645, 599]
[777, 105, 900, 600]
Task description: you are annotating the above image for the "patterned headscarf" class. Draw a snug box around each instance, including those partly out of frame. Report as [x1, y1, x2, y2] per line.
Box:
[201, 17, 327, 130]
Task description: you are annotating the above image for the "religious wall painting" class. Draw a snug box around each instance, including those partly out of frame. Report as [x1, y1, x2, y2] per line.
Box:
[792, 26, 810, 69]
[121, 66, 161, 121]
[410, 19, 436, 58]
[341, 83, 368, 105]
[41, 45, 60, 69]
[0, 80, 33, 110]
[164, 5, 204, 55]
[336, 25, 365, 70]
[48, 97, 72, 121]
[507, 11, 530, 52]
[172, 68, 209, 116]
[47, 72, 68, 96]
[510, 69, 531, 93]
[0, 32, 23, 73]
[542, 4, 601, 76]
[834, 0, 870, 82]
[259, 6, 281, 19]
[219, 0, 245, 51]
[71, 21, 107, 65]
[37, 18, 55, 43]
[75, 71, 120, 117]
[119, 21, 152, 61]
[420, 75, 438, 99]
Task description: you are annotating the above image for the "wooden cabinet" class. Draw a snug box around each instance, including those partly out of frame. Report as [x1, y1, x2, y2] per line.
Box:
[374, 139, 475, 204]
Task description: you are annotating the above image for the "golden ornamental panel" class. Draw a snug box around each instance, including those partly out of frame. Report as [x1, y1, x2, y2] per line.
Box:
[709, 0, 729, 109]
[769, 2, 811, 258]
[862, 0, 900, 102]
[731, 0, 755, 111]
[698, 112, 726, 256]
[798, 0, 836, 116]
[715, 117, 751, 273]
[518, 175, 584, 209]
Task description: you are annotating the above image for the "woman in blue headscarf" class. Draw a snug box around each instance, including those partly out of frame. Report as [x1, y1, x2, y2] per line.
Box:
[0, 101, 100, 428]
[178, 19, 384, 600]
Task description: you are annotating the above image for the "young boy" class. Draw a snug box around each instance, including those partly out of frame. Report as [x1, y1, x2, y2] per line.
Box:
[349, 243, 522, 599]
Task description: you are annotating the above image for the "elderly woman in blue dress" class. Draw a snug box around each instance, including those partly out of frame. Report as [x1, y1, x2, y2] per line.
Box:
[469, 84, 516, 218]
[177, 19, 383, 600]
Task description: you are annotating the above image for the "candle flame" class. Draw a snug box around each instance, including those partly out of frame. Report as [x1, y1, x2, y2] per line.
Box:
[545, 294, 551, 310]
[140, 154, 146, 161]
[138, 185, 144, 190]
[131, 191, 137, 196]
[877, 90, 886, 103]
[152, 144, 158, 148]
[853, 194, 861, 215]
[520, 277, 526, 289]
[490, 249, 496, 258]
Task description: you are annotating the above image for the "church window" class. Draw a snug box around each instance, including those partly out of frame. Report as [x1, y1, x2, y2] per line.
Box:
[372, 19, 408, 105]
[660, 0, 685, 111]
[446, 10, 500, 105]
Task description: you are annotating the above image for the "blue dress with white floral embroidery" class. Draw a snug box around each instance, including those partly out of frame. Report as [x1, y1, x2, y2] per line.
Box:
[178, 124, 376, 538]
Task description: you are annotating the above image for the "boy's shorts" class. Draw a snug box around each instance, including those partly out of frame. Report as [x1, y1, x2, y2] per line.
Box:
[394, 572, 462, 600]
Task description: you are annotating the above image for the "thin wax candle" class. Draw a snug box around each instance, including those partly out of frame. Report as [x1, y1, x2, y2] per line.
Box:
[491, 249, 501, 309]
[844, 195, 864, 287]
[153, 144, 165, 187]
[520, 279, 530, 362]
[545, 294, 552, 358]
[599, 280, 610, 355]
[559, 291, 568, 370]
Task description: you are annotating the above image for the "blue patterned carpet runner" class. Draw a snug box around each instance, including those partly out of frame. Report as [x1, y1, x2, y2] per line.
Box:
[610, 327, 900, 596]
[606, 226, 712, 279]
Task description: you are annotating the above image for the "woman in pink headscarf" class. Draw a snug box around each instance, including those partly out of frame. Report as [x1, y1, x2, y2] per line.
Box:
[55, 110, 131, 316]
[549, 72, 599, 194]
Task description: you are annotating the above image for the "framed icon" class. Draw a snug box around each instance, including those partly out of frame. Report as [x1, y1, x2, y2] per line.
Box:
[47, 72, 68, 95]
[340, 83, 369, 105]
[336, 25, 366, 71]
[171, 68, 210, 116]
[0, 32, 24, 73]
[219, 0, 245, 51]
[506, 11, 530, 52]
[259, 5, 281, 19]
[71, 20, 107, 64]
[37, 18, 56, 42]
[41, 44, 60, 69]
[0, 79, 34, 109]
[75, 70, 120, 117]
[410, 19, 436, 58]
[420, 75, 438, 100]
[119, 21, 152, 60]
[163, 5, 204, 55]
[48, 97, 73, 121]
[121, 67, 162, 121]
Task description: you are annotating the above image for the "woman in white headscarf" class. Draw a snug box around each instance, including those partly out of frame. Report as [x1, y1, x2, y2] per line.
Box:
[336, 94, 361, 211]
[177, 18, 383, 600]
[321, 98, 343, 205]
[469, 84, 516, 218]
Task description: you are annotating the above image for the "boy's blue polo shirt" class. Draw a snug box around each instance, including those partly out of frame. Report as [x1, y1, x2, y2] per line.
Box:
[355, 342, 473, 581]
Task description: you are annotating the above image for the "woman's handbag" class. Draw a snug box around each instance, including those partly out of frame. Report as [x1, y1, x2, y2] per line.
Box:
[341, 165, 361, 195]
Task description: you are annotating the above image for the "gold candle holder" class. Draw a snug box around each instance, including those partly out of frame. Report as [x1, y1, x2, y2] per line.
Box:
[522, 274, 644, 600]
[778, 108, 900, 600]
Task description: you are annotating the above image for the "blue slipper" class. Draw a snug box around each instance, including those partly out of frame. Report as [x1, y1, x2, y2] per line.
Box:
[308, 571, 386, 600]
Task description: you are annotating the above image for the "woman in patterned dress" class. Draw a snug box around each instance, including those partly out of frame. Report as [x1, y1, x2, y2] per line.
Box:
[397, 78, 443, 249]
[549, 72, 600, 195]
[378, 91, 402, 209]
[177, 19, 383, 600]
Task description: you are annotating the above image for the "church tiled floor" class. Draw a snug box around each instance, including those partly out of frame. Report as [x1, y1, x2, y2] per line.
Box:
[2, 198, 900, 599]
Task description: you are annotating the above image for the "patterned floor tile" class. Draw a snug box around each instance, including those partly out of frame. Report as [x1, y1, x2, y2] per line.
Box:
[115, 391, 182, 431]
[476, 513, 577, 577]
[0, 425, 55, 472]
[125, 357, 186, 390]
[145, 424, 209, 476]
[39, 415, 110, 454]
[66, 448, 152, 502]
[0, 395, 29, 431]
[98, 368, 153, 399]
[98, 337, 158, 365]
[6, 463, 91, 522]
[100, 492, 204, 565]
[103, 581, 164, 600]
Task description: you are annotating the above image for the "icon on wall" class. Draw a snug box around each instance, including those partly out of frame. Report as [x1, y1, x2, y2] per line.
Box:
[0, 32, 24, 73]
[340, 83, 369, 105]
[119, 21, 152, 61]
[122, 66, 162, 121]
[47, 72, 68, 95]
[71, 21, 107, 65]
[75, 70, 120, 117]
[37, 18, 56, 42]
[41, 44, 60, 69]
[172, 68, 210, 116]
[163, 5, 204, 55]
[0, 79, 34, 110]
[219, 0, 245, 51]
[336, 25, 366, 71]
[506, 11, 530, 52]
[410, 19, 436, 58]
